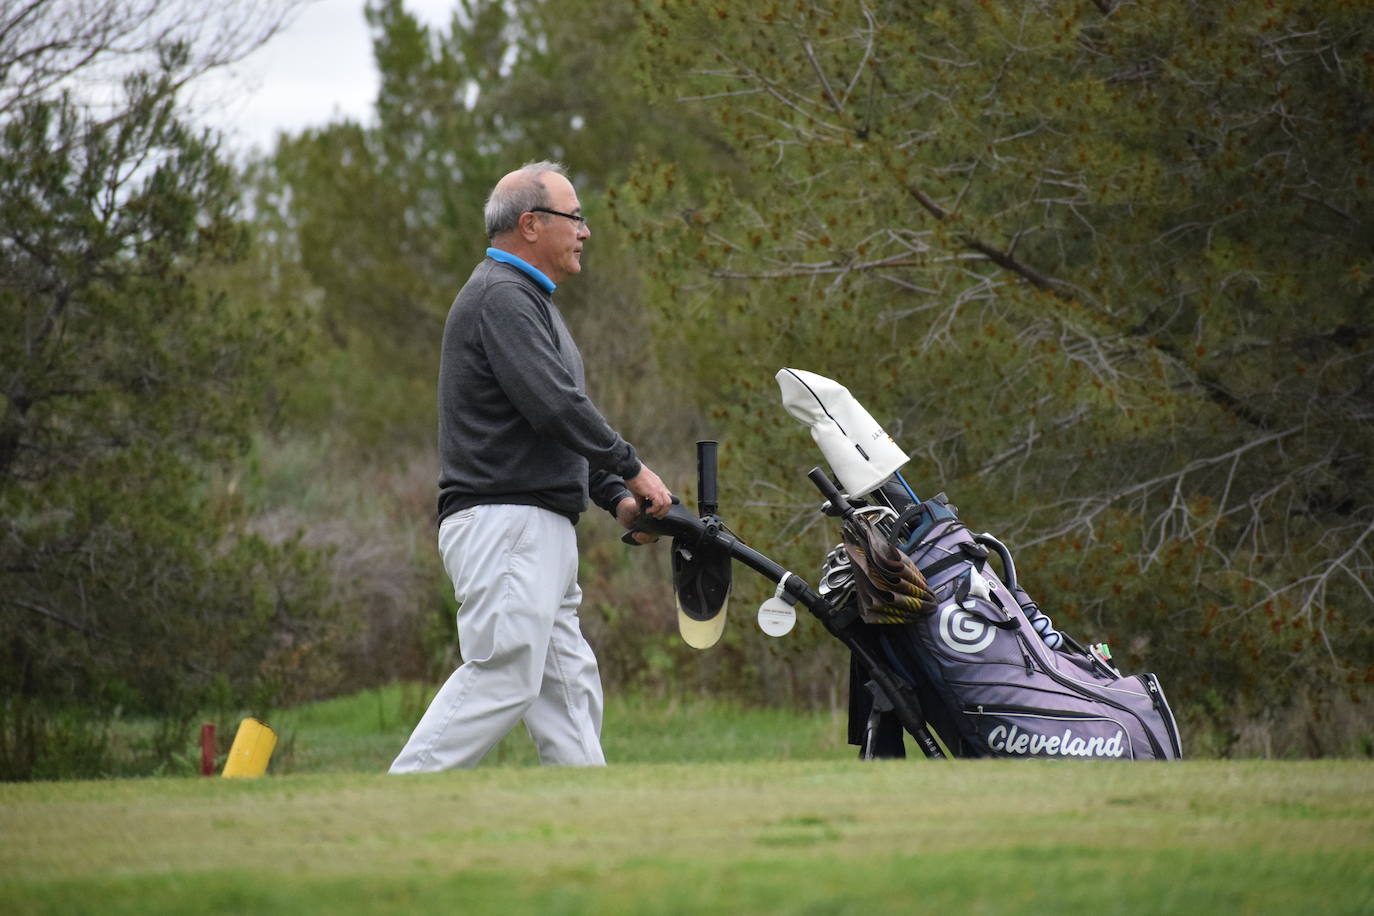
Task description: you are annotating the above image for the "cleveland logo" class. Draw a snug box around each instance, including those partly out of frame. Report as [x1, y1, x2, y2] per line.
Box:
[988, 723, 1126, 758]
[938, 604, 996, 654]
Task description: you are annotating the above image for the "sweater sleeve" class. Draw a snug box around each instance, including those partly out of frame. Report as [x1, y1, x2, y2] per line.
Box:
[589, 471, 634, 518]
[478, 283, 643, 481]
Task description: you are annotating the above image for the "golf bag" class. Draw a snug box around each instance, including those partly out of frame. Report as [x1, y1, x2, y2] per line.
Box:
[830, 484, 1183, 760]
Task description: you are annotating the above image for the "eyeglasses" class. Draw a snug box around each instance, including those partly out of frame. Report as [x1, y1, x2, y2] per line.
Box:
[529, 207, 587, 228]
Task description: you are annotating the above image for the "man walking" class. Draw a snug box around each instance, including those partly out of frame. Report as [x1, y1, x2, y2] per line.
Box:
[390, 161, 672, 772]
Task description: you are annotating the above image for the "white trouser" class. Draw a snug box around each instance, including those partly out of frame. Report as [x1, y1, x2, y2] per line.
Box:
[389, 504, 606, 771]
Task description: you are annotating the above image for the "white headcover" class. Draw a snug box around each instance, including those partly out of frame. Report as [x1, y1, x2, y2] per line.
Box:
[775, 368, 909, 497]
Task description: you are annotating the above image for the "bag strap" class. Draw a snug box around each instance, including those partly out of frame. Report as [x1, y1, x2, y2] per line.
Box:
[900, 517, 965, 555]
[913, 535, 990, 580]
[950, 605, 1020, 631]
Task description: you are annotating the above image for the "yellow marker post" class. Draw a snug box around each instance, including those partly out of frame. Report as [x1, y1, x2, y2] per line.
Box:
[220, 717, 277, 778]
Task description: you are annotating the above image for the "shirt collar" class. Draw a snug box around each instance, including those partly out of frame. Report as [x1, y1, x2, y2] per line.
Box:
[486, 247, 556, 293]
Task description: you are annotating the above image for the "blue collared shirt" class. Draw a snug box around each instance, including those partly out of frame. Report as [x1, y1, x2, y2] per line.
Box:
[486, 247, 556, 293]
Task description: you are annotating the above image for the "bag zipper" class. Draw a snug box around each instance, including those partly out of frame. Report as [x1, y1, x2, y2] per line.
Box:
[1014, 632, 1166, 758]
[1142, 673, 1184, 758]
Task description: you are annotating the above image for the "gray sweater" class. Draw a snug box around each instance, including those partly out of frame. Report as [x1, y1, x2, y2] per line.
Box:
[436, 257, 638, 525]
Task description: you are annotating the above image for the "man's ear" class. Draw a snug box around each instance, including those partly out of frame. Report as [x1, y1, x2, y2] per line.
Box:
[518, 211, 541, 242]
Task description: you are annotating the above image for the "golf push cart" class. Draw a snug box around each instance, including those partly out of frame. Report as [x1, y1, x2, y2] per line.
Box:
[625, 369, 1182, 761]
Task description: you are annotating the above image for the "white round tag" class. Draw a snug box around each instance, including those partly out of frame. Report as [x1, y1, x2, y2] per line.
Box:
[757, 597, 797, 637]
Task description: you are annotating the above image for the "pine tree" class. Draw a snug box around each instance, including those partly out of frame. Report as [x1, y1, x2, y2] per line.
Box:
[0, 1, 331, 779]
[622, 0, 1374, 749]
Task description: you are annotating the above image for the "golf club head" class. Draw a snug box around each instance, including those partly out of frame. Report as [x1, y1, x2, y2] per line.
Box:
[776, 368, 909, 498]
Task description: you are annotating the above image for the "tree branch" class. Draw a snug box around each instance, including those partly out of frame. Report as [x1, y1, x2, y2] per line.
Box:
[10, 597, 95, 636]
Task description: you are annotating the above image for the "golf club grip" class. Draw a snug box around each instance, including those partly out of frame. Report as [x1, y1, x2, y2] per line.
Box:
[697, 440, 718, 517]
[807, 467, 846, 514]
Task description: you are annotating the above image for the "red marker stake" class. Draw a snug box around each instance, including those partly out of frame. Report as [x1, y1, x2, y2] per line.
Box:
[200, 723, 216, 776]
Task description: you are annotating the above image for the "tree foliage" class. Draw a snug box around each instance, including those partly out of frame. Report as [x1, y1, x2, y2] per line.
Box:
[251, 0, 732, 448]
[0, 0, 297, 116]
[0, 0, 331, 779]
[622, 0, 1373, 748]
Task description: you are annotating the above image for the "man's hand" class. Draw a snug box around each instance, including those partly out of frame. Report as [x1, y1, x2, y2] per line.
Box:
[625, 464, 672, 518]
[615, 496, 659, 545]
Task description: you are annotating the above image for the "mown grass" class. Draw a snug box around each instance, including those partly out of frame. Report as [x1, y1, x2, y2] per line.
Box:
[2, 759, 1372, 914]
[264, 683, 853, 773]
[3, 689, 1372, 914]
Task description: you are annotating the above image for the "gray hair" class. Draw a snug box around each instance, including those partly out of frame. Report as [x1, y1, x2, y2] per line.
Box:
[484, 160, 568, 240]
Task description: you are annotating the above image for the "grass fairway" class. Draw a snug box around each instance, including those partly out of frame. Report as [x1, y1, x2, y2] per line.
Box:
[3, 759, 1372, 914]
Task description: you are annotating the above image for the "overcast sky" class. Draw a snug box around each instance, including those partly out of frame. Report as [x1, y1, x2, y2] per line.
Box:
[192, 0, 457, 156]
